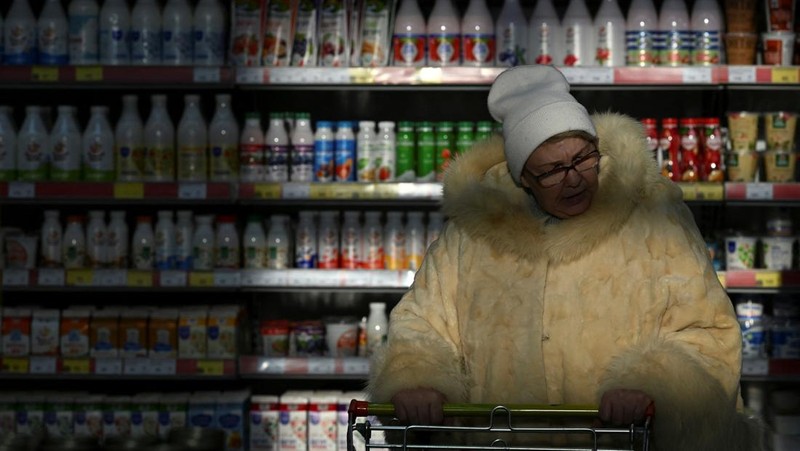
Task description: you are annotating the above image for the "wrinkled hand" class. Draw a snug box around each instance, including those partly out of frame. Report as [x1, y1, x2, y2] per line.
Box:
[599, 389, 653, 426]
[391, 388, 447, 425]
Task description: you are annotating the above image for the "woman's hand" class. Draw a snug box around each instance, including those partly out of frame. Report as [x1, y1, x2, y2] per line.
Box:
[599, 388, 653, 425]
[390, 387, 447, 425]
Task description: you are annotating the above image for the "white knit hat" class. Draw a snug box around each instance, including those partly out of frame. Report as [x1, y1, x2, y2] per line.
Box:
[487, 65, 597, 184]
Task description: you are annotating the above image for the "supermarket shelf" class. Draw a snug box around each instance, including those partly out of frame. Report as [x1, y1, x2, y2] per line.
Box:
[238, 356, 369, 379]
[677, 182, 725, 202]
[722, 270, 800, 289]
[741, 359, 800, 381]
[238, 182, 443, 202]
[0, 356, 236, 379]
[0, 181, 234, 203]
[0, 65, 234, 86]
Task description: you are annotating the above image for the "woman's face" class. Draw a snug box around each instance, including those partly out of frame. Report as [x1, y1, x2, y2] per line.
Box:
[519, 137, 599, 219]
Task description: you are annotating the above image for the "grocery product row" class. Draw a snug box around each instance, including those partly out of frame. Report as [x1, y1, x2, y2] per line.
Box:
[737, 295, 800, 361]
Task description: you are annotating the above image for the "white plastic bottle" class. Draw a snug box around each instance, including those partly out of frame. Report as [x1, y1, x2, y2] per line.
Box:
[295, 211, 318, 268]
[192, 215, 215, 270]
[376, 121, 396, 182]
[392, 0, 427, 67]
[366, 302, 388, 356]
[154, 210, 176, 270]
[115, 95, 145, 181]
[68, 0, 99, 65]
[318, 210, 340, 269]
[82, 106, 115, 182]
[313, 121, 335, 182]
[4, 0, 37, 65]
[495, 0, 528, 66]
[17, 106, 50, 182]
[193, 0, 226, 66]
[162, 0, 193, 65]
[691, 0, 723, 65]
[144, 94, 176, 181]
[50, 106, 82, 181]
[426, 211, 444, 247]
[265, 112, 290, 182]
[107, 210, 128, 268]
[131, 215, 155, 270]
[405, 211, 425, 270]
[594, 0, 626, 66]
[562, 0, 594, 66]
[39, 0, 69, 65]
[340, 211, 361, 269]
[529, 0, 562, 64]
[426, 0, 461, 66]
[243, 214, 267, 268]
[86, 210, 107, 268]
[215, 215, 240, 269]
[176, 94, 208, 181]
[461, 0, 495, 66]
[356, 120, 377, 182]
[41, 210, 63, 268]
[99, 0, 131, 65]
[266, 214, 290, 269]
[384, 211, 406, 270]
[658, 0, 691, 66]
[0, 106, 17, 181]
[130, 0, 162, 65]
[208, 94, 239, 181]
[289, 112, 314, 182]
[239, 113, 265, 182]
[63, 215, 87, 269]
[174, 210, 193, 270]
[362, 211, 384, 269]
[626, 0, 658, 66]
[335, 121, 356, 182]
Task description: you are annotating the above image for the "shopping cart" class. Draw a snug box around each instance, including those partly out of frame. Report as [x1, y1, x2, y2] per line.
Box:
[347, 400, 653, 451]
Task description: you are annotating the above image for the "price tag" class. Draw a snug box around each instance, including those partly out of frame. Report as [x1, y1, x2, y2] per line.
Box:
[348, 68, 375, 84]
[31, 66, 59, 82]
[755, 271, 781, 287]
[7, 181, 35, 198]
[745, 183, 774, 200]
[124, 358, 149, 375]
[127, 270, 153, 287]
[342, 358, 370, 375]
[3, 269, 30, 286]
[771, 68, 799, 84]
[559, 67, 583, 84]
[114, 183, 144, 199]
[214, 270, 241, 287]
[189, 272, 214, 287]
[583, 68, 614, 84]
[331, 184, 363, 199]
[197, 360, 225, 376]
[254, 183, 282, 199]
[62, 358, 91, 374]
[37, 268, 65, 286]
[679, 184, 697, 201]
[728, 66, 756, 83]
[260, 358, 287, 374]
[159, 270, 187, 287]
[308, 358, 336, 374]
[94, 269, 127, 286]
[66, 269, 94, 286]
[29, 356, 57, 374]
[288, 271, 316, 287]
[3, 357, 29, 373]
[313, 271, 341, 287]
[309, 184, 334, 199]
[236, 67, 267, 84]
[193, 67, 221, 83]
[741, 358, 768, 375]
[94, 358, 122, 375]
[178, 183, 207, 199]
[283, 183, 311, 199]
[260, 270, 289, 286]
[150, 359, 177, 375]
[75, 66, 103, 82]
[344, 270, 370, 287]
[682, 67, 712, 83]
[695, 183, 724, 200]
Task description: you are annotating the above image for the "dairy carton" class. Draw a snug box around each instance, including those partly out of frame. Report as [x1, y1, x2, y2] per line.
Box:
[90, 308, 120, 358]
[16, 392, 44, 436]
[279, 391, 311, 451]
[178, 306, 208, 358]
[158, 392, 190, 440]
[0, 393, 17, 436]
[103, 395, 132, 438]
[188, 391, 220, 429]
[130, 392, 160, 438]
[149, 308, 178, 358]
[230, 0, 267, 66]
[250, 395, 280, 451]
[208, 305, 239, 359]
[218, 390, 251, 451]
[74, 394, 105, 439]
[60, 307, 91, 357]
[31, 308, 60, 355]
[308, 392, 339, 451]
[43, 392, 75, 437]
[2, 307, 32, 356]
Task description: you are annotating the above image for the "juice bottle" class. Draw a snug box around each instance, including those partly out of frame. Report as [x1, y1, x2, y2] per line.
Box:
[144, 94, 176, 181]
[495, 0, 528, 66]
[415, 122, 436, 182]
[358, 0, 392, 67]
[295, 211, 318, 268]
[265, 112, 290, 182]
[335, 121, 356, 181]
[392, 0, 426, 66]
[130, 0, 162, 65]
[314, 121, 335, 182]
[461, 0, 495, 66]
[4, 0, 36, 65]
[356, 120, 377, 182]
[679, 118, 700, 181]
[395, 122, 416, 182]
[39, 0, 69, 65]
[177, 94, 208, 181]
[659, 117, 680, 181]
[383, 211, 406, 270]
[99, 0, 131, 65]
[319, 0, 349, 67]
[641, 118, 659, 162]
[50, 106, 82, 181]
[361, 211, 384, 269]
[702, 117, 724, 182]
[562, 0, 593, 66]
[529, 0, 562, 64]
[318, 211, 340, 269]
[405, 211, 425, 270]
[17, 106, 50, 181]
[626, 0, 658, 66]
[427, 0, 461, 66]
[162, 0, 194, 66]
[115, 95, 145, 182]
[434, 122, 454, 181]
[594, 0, 626, 66]
[290, 112, 315, 182]
[340, 211, 362, 269]
[376, 121, 396, 182]
[208, 94, 240, 181]
[657, 0, 691, 66]
[240, 113, 265, 182]
[267, 214, 291, 269]
[68, 0, 100, 65]
[0, 106, 17, 181]
[691, 0, 723, 65]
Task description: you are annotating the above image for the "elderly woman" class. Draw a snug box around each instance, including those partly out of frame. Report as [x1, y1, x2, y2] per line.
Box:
[367, 65, 763, 450]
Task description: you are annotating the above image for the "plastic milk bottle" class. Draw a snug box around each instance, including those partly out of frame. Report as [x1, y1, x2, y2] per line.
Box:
[427, 0, 461, 66]
[626, 0, 658, 66]
[39, 0, 69, 65]
[529, 0, 562, 65]
[495, 0, 528, 66]
[594, 0, 626, 66]
[658, 0, 691, 65]
[461, 0, 495, 66]
[562, 0, 594, 66]
[392, 0, 427, 66]
[690, 0, 723, 65]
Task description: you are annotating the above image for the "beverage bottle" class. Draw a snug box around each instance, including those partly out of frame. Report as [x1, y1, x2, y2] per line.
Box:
[334, 121, 356, 182]
[691, 0, 723, 65]
[41, 210, 63, 268]
[115, 95, 145, 181]
[0, 106, 17, 181]
[642, 117, 659, 162]
[462, 0, 495, 66]
[86, 210, 107, 268]
[193, 0, 226, 66]
[626, 0, 658, 66]
[82, 106, 115, 182]
[475, 121, 494, 141]
[318, 0, 349, 67]
[99, 0, 131, 65]
[175, 210, 193, 270]
[427, 0, 461, 66]
[529, 0, 562, 64]
[131, 215, 155, 270]
[495, 0, 528, 66]
[434, 121, 454, 181]
[318, 210, 340, 269]
[131, 0, 162, 65]
[562, 0, 594, 66]
[262, 0, 293, 67]
[39, 0, 69, 65]
[702, 117, 724, 182]
[659, 117, 681, 181]
[265, 112, 290, 182]
[177, 94, 208, 181]
[144, 94, 176, 181]
[392, 0, 427, 67]
[68, 0, 99, 65]
[340, 211, 362, 269]
[455, 121, 474, 154]
[594, 0, 626, 66]
[162, 0, 194, 65]
[313, 121, 335, 182]
[266, 214, 291, 269]
[361, 211, 384, 269]
[107, 210, 128, 268]
[4, 0, 37, 65]
[416, 121, 436, 182]
[366, 302, 388, 356]
[155, 210, 177, 269]
[376, 121, 396, 182]
[678, 118, 700, 181]
[405, 211, 425, 270]
[192, 215, 215, 270]
[50, 106, 81, 181]
[395, 122, 416, 182]
[215, 215, 240, 268]
[295, 211, 318, 268]
[243, 214, 267, 268]
[208, 94, 239, 181]
[426, 211, 444, 247]
[239, 113, 265, 182]
[658, 0, 691, 66]
[17, 106, 50, 182]
[289, 112, 314, 182]
[384, 211, 406, 270]
[356, 120, 377, 182]
[63, 215, 87, 269]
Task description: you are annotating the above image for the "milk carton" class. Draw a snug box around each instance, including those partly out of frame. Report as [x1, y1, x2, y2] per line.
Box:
[250, 395, 280, 451]
[308, 392, 339, 451]
[217, 390, 251, 451]
[43, 392, 76, 437]
[0, 393, 17, 436]
[188, 391, 219, 429]
[178, 306, 208, 358]
[31, 308, 60, 355]
[207, 305, 239, 359]
[279, 391, 310, 451]
[2, 307, 32, 356]
[158, 392, 190, 440]
[130, 392, 160, 438]
[16, 392, 45, 436]
[74, 394, 105, 439]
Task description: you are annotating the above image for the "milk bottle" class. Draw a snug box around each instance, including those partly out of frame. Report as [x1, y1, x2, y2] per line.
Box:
[0, 106, 17, 181]
[63, 215, 87, 269]
[115, 95, 145, 181]
[340, 211, 362, 269]
[192, 215, 215, 270]
[356, 120, 376, 182]
[427, 0, 461, 66]
[366, 302, 388, 356]
[384, 211, 406, 270]
[162, 0, 194, 66]
[39, 0, 69, 65]
[240, 113, 265, 182]
[86, 210, 107, 268]
[177, 94, 208, 181]
[626, 0, 658, 66]
[376, 121, 396, 182]
[529, 0, 562, 65]
[144, 94, 176, 181]
[50, 106, 82, 181]
[335, 121, 356, 181]
[658, 0, 691, 66]
[265, 112, 290, 182]
[392, 0, 427, 66]
[495, 0, 528, 66]
[243, 215, 267, 269]
[155, 210, 177, 270]
[17, 106, 50, 181]
[594, 0, 626, 66]
[314, 121, 335, 182]
[691, 0, 723, 65]
[68, 0, 100, 64]
[462, 0, 495, 66]
[82, 106, 115, 182]
[562, 0, 594, 66]
[131, 0, 162, 65]
[215, 215, 240, 268]
[4, 0, 36, 65]
[267, 214, 291, 269]
[290, 112, 314, 182]
[405, 211, 425, 270]
[193, 0, 226, 66]
[131, 215, 155, 270]
[175, 210, 193, 270]
[41, 210, 63, 268]
[295, 211, 318, 268]
[107, 210, 128, 268]
[361, 211, 384, 269]
[318, 211, 340, 269]
[99, 0, 131, 65]
[208, 94, 239, 181]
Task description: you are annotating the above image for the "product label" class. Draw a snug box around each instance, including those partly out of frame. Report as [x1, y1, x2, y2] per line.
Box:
[69, 15, 99, 63]
[163, 29, 194, 64]
[295, 229, 318, 268]
[266, 144, 290, 182]
[290, 0, 319, 66]
[314, 139, 335, 182]
[240, 143, 265, 182]
[658, 30, 693, 66]
[131, 30, 161, 64]
[194, 30, 226, 65]
[335, 138, 356, 181]
[145, 145, 176, 181]
[177, 145, 207, 181]
[319, 0, 349, 67]
[231, 1, 264, 66]
[532, 24, 555, 64]
[428, 34, 460, 64]
[392, 34, 426, 65]
[262, 10, 293, 67]
[359, 0, 391, 67]
[340, 227, 361, 269]
[318, 226, 340, 269]
[50, 135, 81, 181]
[100, 26, 130, 63]
[462, 34, 495, 65]
[692, 31, 720, 65]
[626, 30, 655, 66]
[39, 24, 68, 65]
[117, 145, 146, 181]
[18, 136, 48, 180]
[5, 23, 35, 64]
[291, 144, 314, 182]
[563, 25, 586, 66]
[416, 132, 436, 181]
[395, 135, 416, 181]
[211, 144, 239, 180]
[497, 25, 526, 66]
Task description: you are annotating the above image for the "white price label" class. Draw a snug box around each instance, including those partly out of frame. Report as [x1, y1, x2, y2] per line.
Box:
[260, 358, 287, 374]
[236, 67, 266, 84]
[178, 182, 207, 199]
[342, 358, 370, 375]
[213, 270, 241, 287]
[742, 358, 769, 375]
[160, 270, 187, 287]
[728, 66, 757, 83]
[282, 182, 311, 199]
[745, 183, 774, 200]
[150, 359, 177, 375]
[37, 268, 65, 286]
[313, 271, 341, 287]
[370, 270, 401, 288]
[583, 68, 614, 84]
[95, 358, 122, 375]
[682, 67, 712, 84]
[7, 182, 35, 198]
[193, 67, 221, 83]
[123, 358, 149, 375]
[344, 271, 370, 287]
[263, 270, 289, 286]
[3, 269, 30, 286]
[289, 271, 316, 287]
[308, 358, 336, 374]
[559, 67, 583, 84]
[29, 356, 57, 374]
[94, 269, 127, 286]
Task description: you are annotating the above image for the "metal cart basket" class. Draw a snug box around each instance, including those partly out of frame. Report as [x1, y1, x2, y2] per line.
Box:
[347, 400, 653, 451]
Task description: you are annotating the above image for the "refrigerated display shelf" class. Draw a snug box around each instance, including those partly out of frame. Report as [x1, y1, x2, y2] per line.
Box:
[238, 356, 369, 379]
[0, 65, 234, 86]
[0, 356, 236, 379]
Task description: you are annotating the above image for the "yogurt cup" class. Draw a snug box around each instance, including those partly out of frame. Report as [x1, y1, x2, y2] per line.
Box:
[763, 31, 796, 65]
[764, 150, 797, 182]
[727, 111, 759, 153]
[324, 318, 359, 357]
[765, 111, 797, 151]
[762, 236, 795, 269]
[725, 235, 758, 269]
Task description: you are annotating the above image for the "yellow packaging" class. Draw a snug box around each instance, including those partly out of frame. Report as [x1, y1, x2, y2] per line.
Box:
[207, 306, 239, 359]
[726, 150, 759, 182]
[765, 111, 797, 151]
[149, 308, 178, 358]
[765, 150, 797, 182]
[90, 308, 120, 358]
[727, 111, 759, 152]
[178, 307, 208, 359]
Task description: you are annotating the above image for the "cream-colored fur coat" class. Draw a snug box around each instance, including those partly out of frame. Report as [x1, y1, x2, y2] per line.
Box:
[368, 113, 764, 450]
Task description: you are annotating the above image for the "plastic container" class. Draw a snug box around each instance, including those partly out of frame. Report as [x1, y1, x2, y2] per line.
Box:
[725, 32, 758, 65]
[461, 0, 495, 66]
[144, 94, 176, 181]
[325, 317, 359, 357]
[426, 0, 461, 66]
[762, 236, 794, 270]
[192, 214, 215, 270]
[313, 121, 335, 182]
[725, 234, 757, 269]
[215, 215, 240, 269]
[265, 112, 290, 182]
[593, 0, 625, 66]
[41, 210, 63, 268]
[68, 0, 100, 64]
[18, 106, 50, 181]
[63, 215, 87, 269]
[107, 210, 128, 268]
[208, 94, 240, 181]
[39, 0, 69, 65]
[50, 106, 82, 181]
[626, 0, 658, 66]
[691, 0, 724, 65]
[561, 0, 593, 66]
[318, 210, 340, 269]
[392, 0, 426, 66]
[267, 214, 291, 269]
[724, 0, 756, 32]
[131, 215, 155, 269]
[115, 94, 145, 181]
[85, 210, 107, 268]
[193, 0, 227, 66]
[362, 211, 384, 269]
[0, 106, 17, 181]
[495, 0, 528, 66]
[243, 214, 267, 268]
[99, 0, 131, 64]
[736, 298, 766, 359]
[366, 302, 388, 356]
[335, 121, 356, 181]
[130, 0, 162, 65]
[155, 210, 177, 270]
[240, 113, 265, 182]
[175, 210, 193, 269]
[295, 210, 318, 268]
[340, 211, 362, 269]
[83, 106, 115, 181]
[4, 0, 36, 65]
[177, 94, 208, 181]
[356, 120, 377, 182]
[376, 121, 396, 181]
[162, 0, 194, 66]
[529, 0, 562, 64]
[657, 0, 691, 66]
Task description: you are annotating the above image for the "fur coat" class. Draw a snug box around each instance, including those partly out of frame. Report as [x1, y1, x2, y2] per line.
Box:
[367, 112, 764, 450]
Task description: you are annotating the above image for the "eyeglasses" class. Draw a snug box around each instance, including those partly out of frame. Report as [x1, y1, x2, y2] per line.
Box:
[528, 150, 601, 188]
